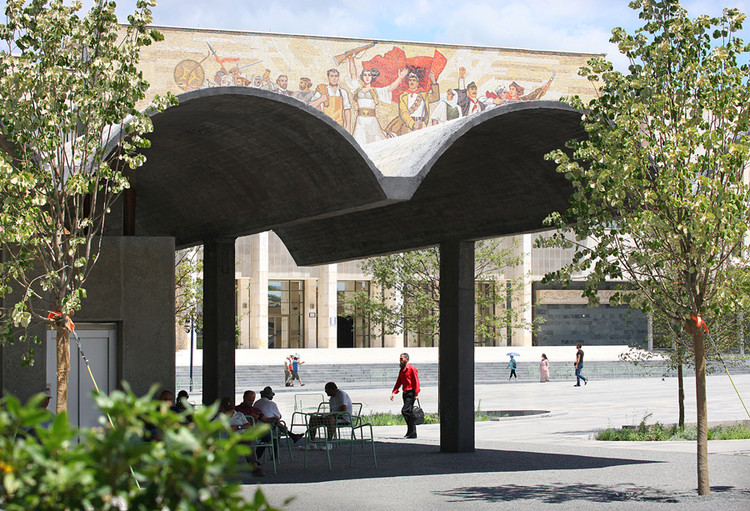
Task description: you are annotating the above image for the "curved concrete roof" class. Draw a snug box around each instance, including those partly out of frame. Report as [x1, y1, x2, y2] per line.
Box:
[130, 88, 585, 262]
[277, 100, 586, 264]
[131, 87, 392, 246]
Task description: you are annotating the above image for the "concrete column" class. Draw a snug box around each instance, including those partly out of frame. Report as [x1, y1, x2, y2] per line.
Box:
[202, 237, 236, 405]
[439, 241, 475, 453]
[248, 232, 268, 349]
[236, 277, 250, 348]
[510, 234, 533, 346]
[318, 264, 338, 349]
[304, 278, 318, 348]
[383, 286, 404, 348]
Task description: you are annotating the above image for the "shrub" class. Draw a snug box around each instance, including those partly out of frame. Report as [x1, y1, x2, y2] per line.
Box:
[0, 386, 283, 510]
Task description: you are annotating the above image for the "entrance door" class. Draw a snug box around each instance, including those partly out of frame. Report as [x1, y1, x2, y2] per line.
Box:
[46, 324, 117, 429]
[337, 316, 354, 348]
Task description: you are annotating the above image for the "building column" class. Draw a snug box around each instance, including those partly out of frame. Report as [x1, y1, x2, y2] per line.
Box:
[383, 286, 404, 347]
[439, 241, 475, 453]
[510, 234, 533, 346]
[318, 264, 338, 349]
[248, 232, 268, 349]
[202, 237, 237, 405]
[236, 277, 250, 348]
[304, 278, 318, 348]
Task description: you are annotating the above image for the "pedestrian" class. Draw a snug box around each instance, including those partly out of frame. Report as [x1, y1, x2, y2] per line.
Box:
[539, 353, 550, 382]
[284, 355, 293, 387]
[290, 354, 305, 386]
[390, 352, 420, 439]
[574, 342, 588, 387]
[508, 355, 518, 380]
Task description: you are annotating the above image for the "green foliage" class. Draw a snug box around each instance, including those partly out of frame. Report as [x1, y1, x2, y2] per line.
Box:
[596, 421, 750, 441]
[0, 387, 282, 510]
[0, 0, 177, 361]
[343, 238, 535, 346]
[359, 410, 489, 426]
[538, 0, 750, 346]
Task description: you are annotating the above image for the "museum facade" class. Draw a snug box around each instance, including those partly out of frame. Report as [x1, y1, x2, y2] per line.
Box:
[135, 26, 648, 352]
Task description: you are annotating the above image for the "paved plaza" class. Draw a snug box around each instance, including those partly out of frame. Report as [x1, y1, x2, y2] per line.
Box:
[239, 373, 750, 510]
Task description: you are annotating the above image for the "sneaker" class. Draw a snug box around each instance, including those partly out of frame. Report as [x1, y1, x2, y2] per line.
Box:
[322, 443, 333, 451]
[584, 380, 588, 385]
[574, 384, 581, 387]
[301, 383, 305, 386]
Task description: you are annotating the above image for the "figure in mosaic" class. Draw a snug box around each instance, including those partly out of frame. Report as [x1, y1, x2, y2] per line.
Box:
[387, 69, 439, 136]
[345, 54, 408, 145]
[293, 77, 315, 105]
[311, 68, 352, 133]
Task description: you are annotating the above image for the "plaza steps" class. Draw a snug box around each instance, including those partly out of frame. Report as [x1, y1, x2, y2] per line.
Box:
[175, 358, 750, 394]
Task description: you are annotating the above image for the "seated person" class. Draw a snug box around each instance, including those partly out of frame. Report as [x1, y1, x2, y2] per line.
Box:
[306, 382, 353, 449]
[216, 397, 264, 477]
[235, 390, 275, 457]
[253, 386, 303, 443]
[171, 389, 193, 423]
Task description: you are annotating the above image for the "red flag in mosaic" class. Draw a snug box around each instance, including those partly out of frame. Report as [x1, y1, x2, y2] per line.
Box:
[363, 47, 447, 102]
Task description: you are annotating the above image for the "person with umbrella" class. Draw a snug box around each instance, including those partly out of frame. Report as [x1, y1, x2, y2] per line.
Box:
[507, 353, 519, 380]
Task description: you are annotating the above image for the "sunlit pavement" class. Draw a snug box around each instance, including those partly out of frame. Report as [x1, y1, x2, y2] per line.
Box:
[243, 374, 750, 510]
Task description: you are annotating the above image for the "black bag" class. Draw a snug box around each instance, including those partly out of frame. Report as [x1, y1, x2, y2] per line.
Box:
[412, 399, 425, 425]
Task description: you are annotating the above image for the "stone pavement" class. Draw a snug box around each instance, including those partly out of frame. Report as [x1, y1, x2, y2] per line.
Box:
[238, 373, 750, 510]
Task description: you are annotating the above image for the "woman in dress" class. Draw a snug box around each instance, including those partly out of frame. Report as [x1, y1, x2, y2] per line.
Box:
[539, 353, 550, 382]
[346, 55, 407, 146]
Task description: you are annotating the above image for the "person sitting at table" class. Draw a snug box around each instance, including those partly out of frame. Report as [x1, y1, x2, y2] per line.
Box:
[306, 382, 353, 450]
[253, 386, 304, 444]
[216, 397, 265, 477]
[235, 389, 278, 457]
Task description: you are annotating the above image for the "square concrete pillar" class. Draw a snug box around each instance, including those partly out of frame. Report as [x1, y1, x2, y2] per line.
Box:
[304, 278, 317, 348]
[318, 264, 338, 349]
[383, 285, 404, 348]
[236, 277, 251, 348]
[203, 237, 237, 405]
[248, 232, 269, 349]
[439, 241, 475, 453]
[510, 234, 533, 347]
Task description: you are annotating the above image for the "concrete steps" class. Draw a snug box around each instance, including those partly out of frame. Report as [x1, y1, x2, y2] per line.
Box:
[175, 359, 750, 394]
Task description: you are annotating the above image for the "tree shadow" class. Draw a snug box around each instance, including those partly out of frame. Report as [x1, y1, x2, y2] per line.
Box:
[238, 441, 662, 484]
[435, 483, 747, 504]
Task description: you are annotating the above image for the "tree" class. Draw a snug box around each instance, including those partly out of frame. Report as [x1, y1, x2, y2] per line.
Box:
[538, 0, 750, 495]
[343, 237, 534, 346]
[175, 246, 203, 336]
[0, 0, 177, 413]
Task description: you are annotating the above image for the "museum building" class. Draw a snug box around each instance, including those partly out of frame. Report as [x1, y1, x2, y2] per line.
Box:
[137, 26, 649, 352]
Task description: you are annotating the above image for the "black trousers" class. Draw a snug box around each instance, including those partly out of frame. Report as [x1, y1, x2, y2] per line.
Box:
[402, 390, 416, 435]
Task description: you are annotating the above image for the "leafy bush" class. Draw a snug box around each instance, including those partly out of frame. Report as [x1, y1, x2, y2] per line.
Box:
[596, 420, 750, 441]
[0, 386, 283, 510]
[360, 411, 489, 426]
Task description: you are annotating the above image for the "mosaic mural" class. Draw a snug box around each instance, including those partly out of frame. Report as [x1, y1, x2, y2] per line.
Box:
[152, 29, 597, 147]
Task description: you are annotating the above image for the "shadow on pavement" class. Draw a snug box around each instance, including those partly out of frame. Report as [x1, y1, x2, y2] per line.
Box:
[237, 441, 661, 484]
[435, 483, 747, 505]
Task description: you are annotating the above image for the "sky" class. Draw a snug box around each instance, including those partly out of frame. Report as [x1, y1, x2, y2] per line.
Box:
[2, 0, 749, 71]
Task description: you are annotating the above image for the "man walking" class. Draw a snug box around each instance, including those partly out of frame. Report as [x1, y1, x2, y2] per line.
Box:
[574, 342, 588, 387]
[390, 353, 420, 439]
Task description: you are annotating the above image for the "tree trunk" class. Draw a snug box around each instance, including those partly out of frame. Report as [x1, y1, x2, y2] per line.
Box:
[55, 325, 71, 414]
[677, 363, 685, 429]
[690, 326, 710, 495]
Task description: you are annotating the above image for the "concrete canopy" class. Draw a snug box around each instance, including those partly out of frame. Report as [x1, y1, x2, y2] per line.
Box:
[132, 89, 585, 260]
[130, 87, 393, 247]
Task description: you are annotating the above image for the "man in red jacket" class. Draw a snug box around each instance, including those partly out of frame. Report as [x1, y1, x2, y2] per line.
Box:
[390, 352, 421, 438]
